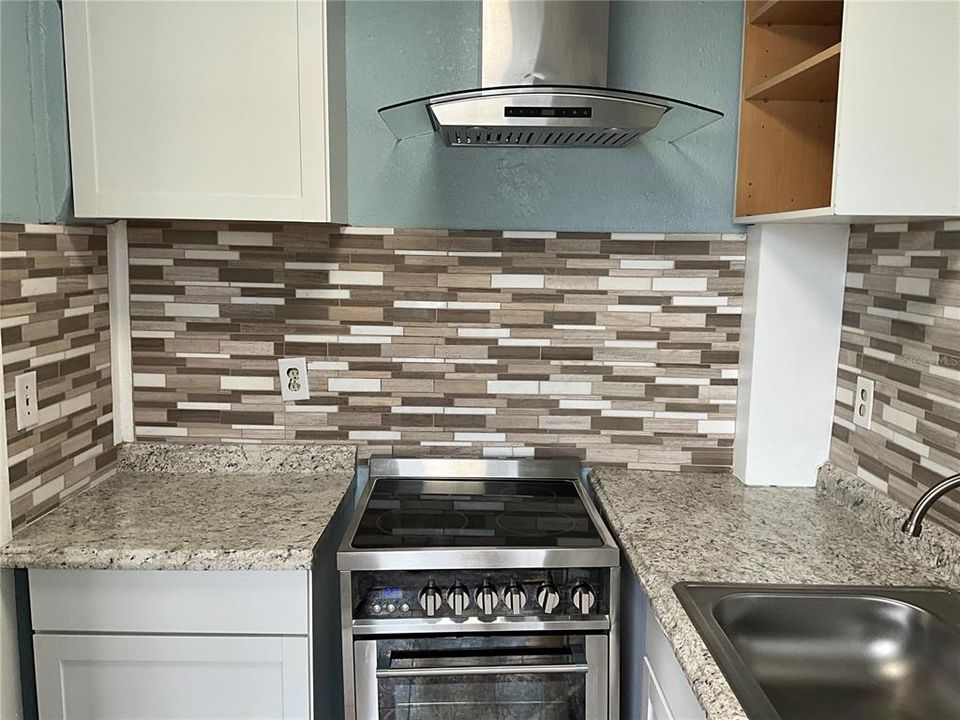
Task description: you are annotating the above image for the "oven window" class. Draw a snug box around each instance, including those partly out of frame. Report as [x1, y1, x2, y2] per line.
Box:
[367, 635, 593, 720]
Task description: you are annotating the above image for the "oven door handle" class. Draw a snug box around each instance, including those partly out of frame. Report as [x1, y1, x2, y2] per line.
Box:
[376, 662, 590, 678]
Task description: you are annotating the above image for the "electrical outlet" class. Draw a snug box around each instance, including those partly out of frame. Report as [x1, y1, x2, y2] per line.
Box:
[277, 358, 309, 402]
[854, 376, 875, 430]
[15, 371, 39, 430]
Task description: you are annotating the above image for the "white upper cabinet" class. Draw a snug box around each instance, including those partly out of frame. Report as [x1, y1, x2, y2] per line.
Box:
[63, 0, 346, 222]
[734, 0, 959, 223]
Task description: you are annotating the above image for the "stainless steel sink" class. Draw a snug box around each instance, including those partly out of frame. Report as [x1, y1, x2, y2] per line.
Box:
[674, 583, 960, 720]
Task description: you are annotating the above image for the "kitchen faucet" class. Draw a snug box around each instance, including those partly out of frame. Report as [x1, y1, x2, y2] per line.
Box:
[901, 472, 960, 537]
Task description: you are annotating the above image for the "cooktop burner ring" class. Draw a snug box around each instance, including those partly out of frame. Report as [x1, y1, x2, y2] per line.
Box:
[495, 510, 577, 537]
[375, 508, 469, 536]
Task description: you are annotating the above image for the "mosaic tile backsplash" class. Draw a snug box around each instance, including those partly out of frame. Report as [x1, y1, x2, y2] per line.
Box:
[1, 223, 116, 530]
[129, 221, 745, 469]
[831, 220, 960, 535]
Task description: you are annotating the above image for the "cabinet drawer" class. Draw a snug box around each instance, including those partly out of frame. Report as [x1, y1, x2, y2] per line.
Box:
[29, 569, 309, 635]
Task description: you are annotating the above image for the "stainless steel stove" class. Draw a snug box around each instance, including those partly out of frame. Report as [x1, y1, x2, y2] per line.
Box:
[337, 458, 620, 720]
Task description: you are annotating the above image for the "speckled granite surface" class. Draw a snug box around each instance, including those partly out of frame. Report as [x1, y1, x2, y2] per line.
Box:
[0, 443, 357, 571]
[590, 464, 957, 720]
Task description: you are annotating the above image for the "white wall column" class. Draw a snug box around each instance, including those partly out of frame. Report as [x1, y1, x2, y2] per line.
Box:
[107, 220, 134, 444]
[734, 223, 850, 487]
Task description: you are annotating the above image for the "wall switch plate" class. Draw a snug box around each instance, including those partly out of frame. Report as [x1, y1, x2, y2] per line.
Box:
[15, 371, 39, 430]
[854, 376, 875, 430]
[277, 358, 309, 402]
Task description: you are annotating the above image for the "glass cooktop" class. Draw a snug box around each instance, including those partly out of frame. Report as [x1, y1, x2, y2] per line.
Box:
[350, 478, 605, 549]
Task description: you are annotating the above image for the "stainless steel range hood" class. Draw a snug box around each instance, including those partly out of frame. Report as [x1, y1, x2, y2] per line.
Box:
[379, 0, 723, 148]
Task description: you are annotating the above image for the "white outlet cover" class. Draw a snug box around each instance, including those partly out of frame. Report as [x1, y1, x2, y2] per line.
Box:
[854, 375, 875, 430]
[15, 371, 39, 430]
[277, 358, 309, 402]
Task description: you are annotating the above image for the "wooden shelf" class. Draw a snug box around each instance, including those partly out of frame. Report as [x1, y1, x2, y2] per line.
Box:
[745, 43, 841, 101]
[750, 0, 843, 26]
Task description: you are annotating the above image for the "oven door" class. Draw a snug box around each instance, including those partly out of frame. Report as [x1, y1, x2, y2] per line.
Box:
[353, 633, 608, 720]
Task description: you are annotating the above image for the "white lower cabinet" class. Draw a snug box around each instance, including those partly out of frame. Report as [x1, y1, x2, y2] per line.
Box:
[28, 569, 313, 720]
[35, 634, 309, 720]
[642, 656, 675, 720]
[641, 600, 706, 720]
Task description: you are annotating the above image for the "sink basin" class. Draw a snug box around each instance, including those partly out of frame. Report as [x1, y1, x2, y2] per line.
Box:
[674, 583, 960, 720]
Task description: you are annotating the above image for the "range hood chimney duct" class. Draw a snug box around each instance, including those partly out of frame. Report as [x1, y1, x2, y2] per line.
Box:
[378, 0, 723, 149]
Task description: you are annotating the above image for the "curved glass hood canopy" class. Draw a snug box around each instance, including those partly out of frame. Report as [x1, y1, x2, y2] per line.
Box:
[379, 0, 723, 149]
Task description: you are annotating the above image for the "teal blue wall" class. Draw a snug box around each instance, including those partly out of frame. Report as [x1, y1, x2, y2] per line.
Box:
[0, 0, 72, 224]
[346, 1, 745, 232]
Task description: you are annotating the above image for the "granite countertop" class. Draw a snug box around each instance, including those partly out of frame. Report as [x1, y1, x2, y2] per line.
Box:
[590, 463, 960, 720]
[0, 443, 357, 571]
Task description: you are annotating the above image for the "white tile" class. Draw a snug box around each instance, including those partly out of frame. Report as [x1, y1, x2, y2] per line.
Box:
[488, 380, 538, 394]
[604, 340, 657, 348]
[609, 232, 664, 240]
[945, 306, 960, 320]
[445, 407, 497, 415]
[873, 222, 909, 232]
[882, 404, 918, 433]
[483, 446, 535, 458]
[598, 277, 652, 291]
[0, 315, 29, 329]
[458, 328, 510, 338]
[655, 377, 709, 385]
[283, 334, 337, 343]
[698, 420, 736, 434]
[329, 378, 381, 392]
[295, 289, 349, 300]
[175, 352, 230, 359]
[307, 361, 349, 370]
[131, 294, 175, 302]
[133, 373, 166, 388]
[60, 392, 93, 417]
[164, 302, 219, 318]
[329, 270, 384, 285]
[454, 432, 507, 442]
[285, 262, 339, 270]
[351, 325, 404, 336]
[540, 381, 591, 395]
[340, 226, 394, 235]
[652, 278, 708, 292]
[217, 231, 273, 246]
[448, 301, 500, 310]
[502, 230, 556, 238]
[348, 430, 401, 440]
[605, 305, 659, 313]
[177, 401, 232, 410]
[895, 277, 931, 296]
[131, 330, 175, 339]
[877, 256, 909, 267]
[231, 296, 285, 305]
[220, 376, 275, 391]
[20, 276, 57, 296]
[491, 274, 545, 289]
[559, 399, 610, 409]
[391, 405, 444, 414]
[674, 296, 727, 307]
[395, 300, 446, 309]
[499, 338, 549, 346]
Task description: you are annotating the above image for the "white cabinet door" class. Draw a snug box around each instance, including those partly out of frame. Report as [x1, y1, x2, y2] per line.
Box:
[35, 634, 310, 720]
[62, 0, 346, 222]
[642, 656, 675, 720]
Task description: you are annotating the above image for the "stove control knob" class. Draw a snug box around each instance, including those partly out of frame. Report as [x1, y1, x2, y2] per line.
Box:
[447, 583, 470, 616]
[372, 604, 382, 615]
[536, 584, 561, 614]
[475, 582, 499, 616]
[419, 582, 442, 617]
[571, 582, 597, 615]
[504, 584, 526, 614]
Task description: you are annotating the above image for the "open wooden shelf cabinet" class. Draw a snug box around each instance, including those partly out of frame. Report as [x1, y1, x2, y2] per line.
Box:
[734, 0, 960, 224]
